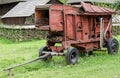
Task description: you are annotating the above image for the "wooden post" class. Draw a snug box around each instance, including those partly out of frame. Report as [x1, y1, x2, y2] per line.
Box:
[100, 18, 104, 48]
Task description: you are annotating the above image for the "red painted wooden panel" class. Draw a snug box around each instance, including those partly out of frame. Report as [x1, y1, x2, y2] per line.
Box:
[66, 14, 75, 39]
[50, 10, 63, 32]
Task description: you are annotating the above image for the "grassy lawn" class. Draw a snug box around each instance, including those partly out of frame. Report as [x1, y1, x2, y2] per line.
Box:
[0, 37, 120, 78]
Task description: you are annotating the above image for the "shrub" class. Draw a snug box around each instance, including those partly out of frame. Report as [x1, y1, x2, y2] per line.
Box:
[0, 28, 47, 41]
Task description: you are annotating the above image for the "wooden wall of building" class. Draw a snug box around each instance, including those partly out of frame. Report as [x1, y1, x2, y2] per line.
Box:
[2, 17, 25, 25]
[2, 16, 34, 25]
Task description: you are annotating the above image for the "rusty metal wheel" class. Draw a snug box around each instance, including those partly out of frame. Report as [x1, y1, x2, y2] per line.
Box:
[107, 38, 119, 54]
[66, 47, 79, 65]
[39, 46, 52, 61]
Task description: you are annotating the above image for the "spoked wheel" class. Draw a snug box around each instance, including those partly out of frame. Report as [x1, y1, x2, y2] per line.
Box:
[107, 38, 119, 54]
[66, 47, 79, 65]
[39, 46, 52, 61]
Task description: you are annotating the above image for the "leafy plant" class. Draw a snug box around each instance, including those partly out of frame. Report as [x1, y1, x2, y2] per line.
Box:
[112, 0, 120, 10]
[0, 28, 47, 41]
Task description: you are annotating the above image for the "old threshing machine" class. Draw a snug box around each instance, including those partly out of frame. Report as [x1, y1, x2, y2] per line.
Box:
[35, 2, 119, 64]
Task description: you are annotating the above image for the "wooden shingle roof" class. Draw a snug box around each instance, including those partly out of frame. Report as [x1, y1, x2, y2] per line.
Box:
[0, 0, 31, 4]
[112, 15, 120, 26]
[0, 0, 63, 5]
[67, 0, 118, 4]
[1, 0, 49, 18]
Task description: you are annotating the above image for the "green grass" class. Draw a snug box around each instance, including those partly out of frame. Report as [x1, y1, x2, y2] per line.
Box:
[0, 37, 120, 78]
[60, 0, 67, 3]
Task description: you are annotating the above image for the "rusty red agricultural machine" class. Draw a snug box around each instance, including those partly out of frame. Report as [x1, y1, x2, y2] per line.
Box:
[35, 2, 119, 64]
[3, 2, 120, 76]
